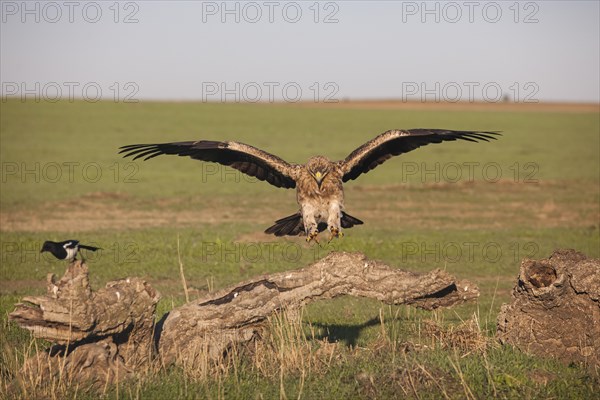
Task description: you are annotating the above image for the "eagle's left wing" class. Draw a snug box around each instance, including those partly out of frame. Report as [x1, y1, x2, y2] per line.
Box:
[119, 140, 299, 188]
[338, 129, 500, 182]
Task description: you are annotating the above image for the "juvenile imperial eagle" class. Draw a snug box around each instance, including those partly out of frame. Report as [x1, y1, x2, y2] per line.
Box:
[120, 129, 499, 242]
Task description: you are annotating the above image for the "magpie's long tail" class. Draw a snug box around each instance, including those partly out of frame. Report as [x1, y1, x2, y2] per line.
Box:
[264, 212, 364, 237]
[79, 244, 101, 251]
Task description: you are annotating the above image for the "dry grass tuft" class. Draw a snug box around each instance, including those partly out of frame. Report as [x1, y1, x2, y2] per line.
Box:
[419, 314, 493, 356]
[249, 308, 340, 379]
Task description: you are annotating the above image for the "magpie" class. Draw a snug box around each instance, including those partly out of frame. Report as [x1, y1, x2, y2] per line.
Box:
[40, 240, 101, 262]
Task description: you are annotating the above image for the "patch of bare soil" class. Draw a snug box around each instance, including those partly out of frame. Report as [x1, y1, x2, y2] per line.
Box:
[0, 279, 45, 295]
[347, 180, 599, 230]
[0, 200, 214, 233]
[0, 192, 277, 233]
[1, 180, 597, 233]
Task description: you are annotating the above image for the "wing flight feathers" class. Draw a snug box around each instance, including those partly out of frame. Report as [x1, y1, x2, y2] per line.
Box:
[339, 129, 500, 182]
[120, 140, 298, 189]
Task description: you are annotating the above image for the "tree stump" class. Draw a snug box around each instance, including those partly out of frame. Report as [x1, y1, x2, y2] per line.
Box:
[9, 261, 160, 388]
[497, 249, 600, 366]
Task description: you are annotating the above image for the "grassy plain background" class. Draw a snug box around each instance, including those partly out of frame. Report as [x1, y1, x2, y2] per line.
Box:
[1, 100, 598, 398]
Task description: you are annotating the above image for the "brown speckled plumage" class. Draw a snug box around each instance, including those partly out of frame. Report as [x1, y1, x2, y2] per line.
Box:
[120, 129, 499, 240]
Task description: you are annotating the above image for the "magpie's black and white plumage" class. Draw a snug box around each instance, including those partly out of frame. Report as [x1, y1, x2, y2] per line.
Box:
[120, 129, 500, 242]
[40, 240, 101, 262]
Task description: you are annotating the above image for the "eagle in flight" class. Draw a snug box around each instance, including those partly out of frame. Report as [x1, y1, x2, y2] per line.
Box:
[120, 129, 499, 242]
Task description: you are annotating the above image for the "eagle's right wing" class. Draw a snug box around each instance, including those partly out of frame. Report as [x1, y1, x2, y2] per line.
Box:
[119, 140, 299, 189]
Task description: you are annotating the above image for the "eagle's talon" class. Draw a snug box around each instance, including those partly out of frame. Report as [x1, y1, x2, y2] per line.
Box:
[306, 230, 319, 243]
[329, 227, 343, 241]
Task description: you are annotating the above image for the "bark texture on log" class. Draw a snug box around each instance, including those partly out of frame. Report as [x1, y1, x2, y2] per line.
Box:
[9, 261, 160, 387]
[158, 251, 480, 367]
[18, 338, 133, 391]
[9, 252, 479, 387]
[497, 249, 600, 366]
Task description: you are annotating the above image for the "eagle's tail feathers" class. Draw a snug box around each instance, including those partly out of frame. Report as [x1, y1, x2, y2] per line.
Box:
[264, 213, 304, 236]
[341, 212, 364, 228]
[265, 211, 364, 237]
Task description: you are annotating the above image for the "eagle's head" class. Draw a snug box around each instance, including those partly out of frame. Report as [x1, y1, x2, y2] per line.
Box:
[306, 156, 332, 188]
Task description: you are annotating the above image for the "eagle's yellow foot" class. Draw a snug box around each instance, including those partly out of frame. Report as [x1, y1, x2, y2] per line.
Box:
[306, 231, 319, 243]
[329, 227, 344, 242]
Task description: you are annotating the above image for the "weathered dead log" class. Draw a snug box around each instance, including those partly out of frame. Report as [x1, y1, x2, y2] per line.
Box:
[497, 249, 600, 366]
[9, 252, 479, 387]
[9, 260, 160, 388]
[158, 251, 480, 366]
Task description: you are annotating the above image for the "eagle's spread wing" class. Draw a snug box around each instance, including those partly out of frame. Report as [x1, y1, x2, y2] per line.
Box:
[119, 140, 298, 188]
[338, 129, 500, 182]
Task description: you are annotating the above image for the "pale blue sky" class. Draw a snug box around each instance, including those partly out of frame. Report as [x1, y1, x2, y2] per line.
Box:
[1, 1, 599, 102]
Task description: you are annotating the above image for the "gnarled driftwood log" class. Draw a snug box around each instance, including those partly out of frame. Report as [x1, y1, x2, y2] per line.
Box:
[158, 251, 480, 366]
[10, 251, 479, 387]
[497, 249, 600, 366]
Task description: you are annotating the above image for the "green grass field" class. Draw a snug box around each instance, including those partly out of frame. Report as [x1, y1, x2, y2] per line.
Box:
[1, 100, 599, 399]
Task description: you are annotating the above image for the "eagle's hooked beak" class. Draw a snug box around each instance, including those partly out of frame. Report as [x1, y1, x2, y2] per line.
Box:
[314, 171, 323, 188]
